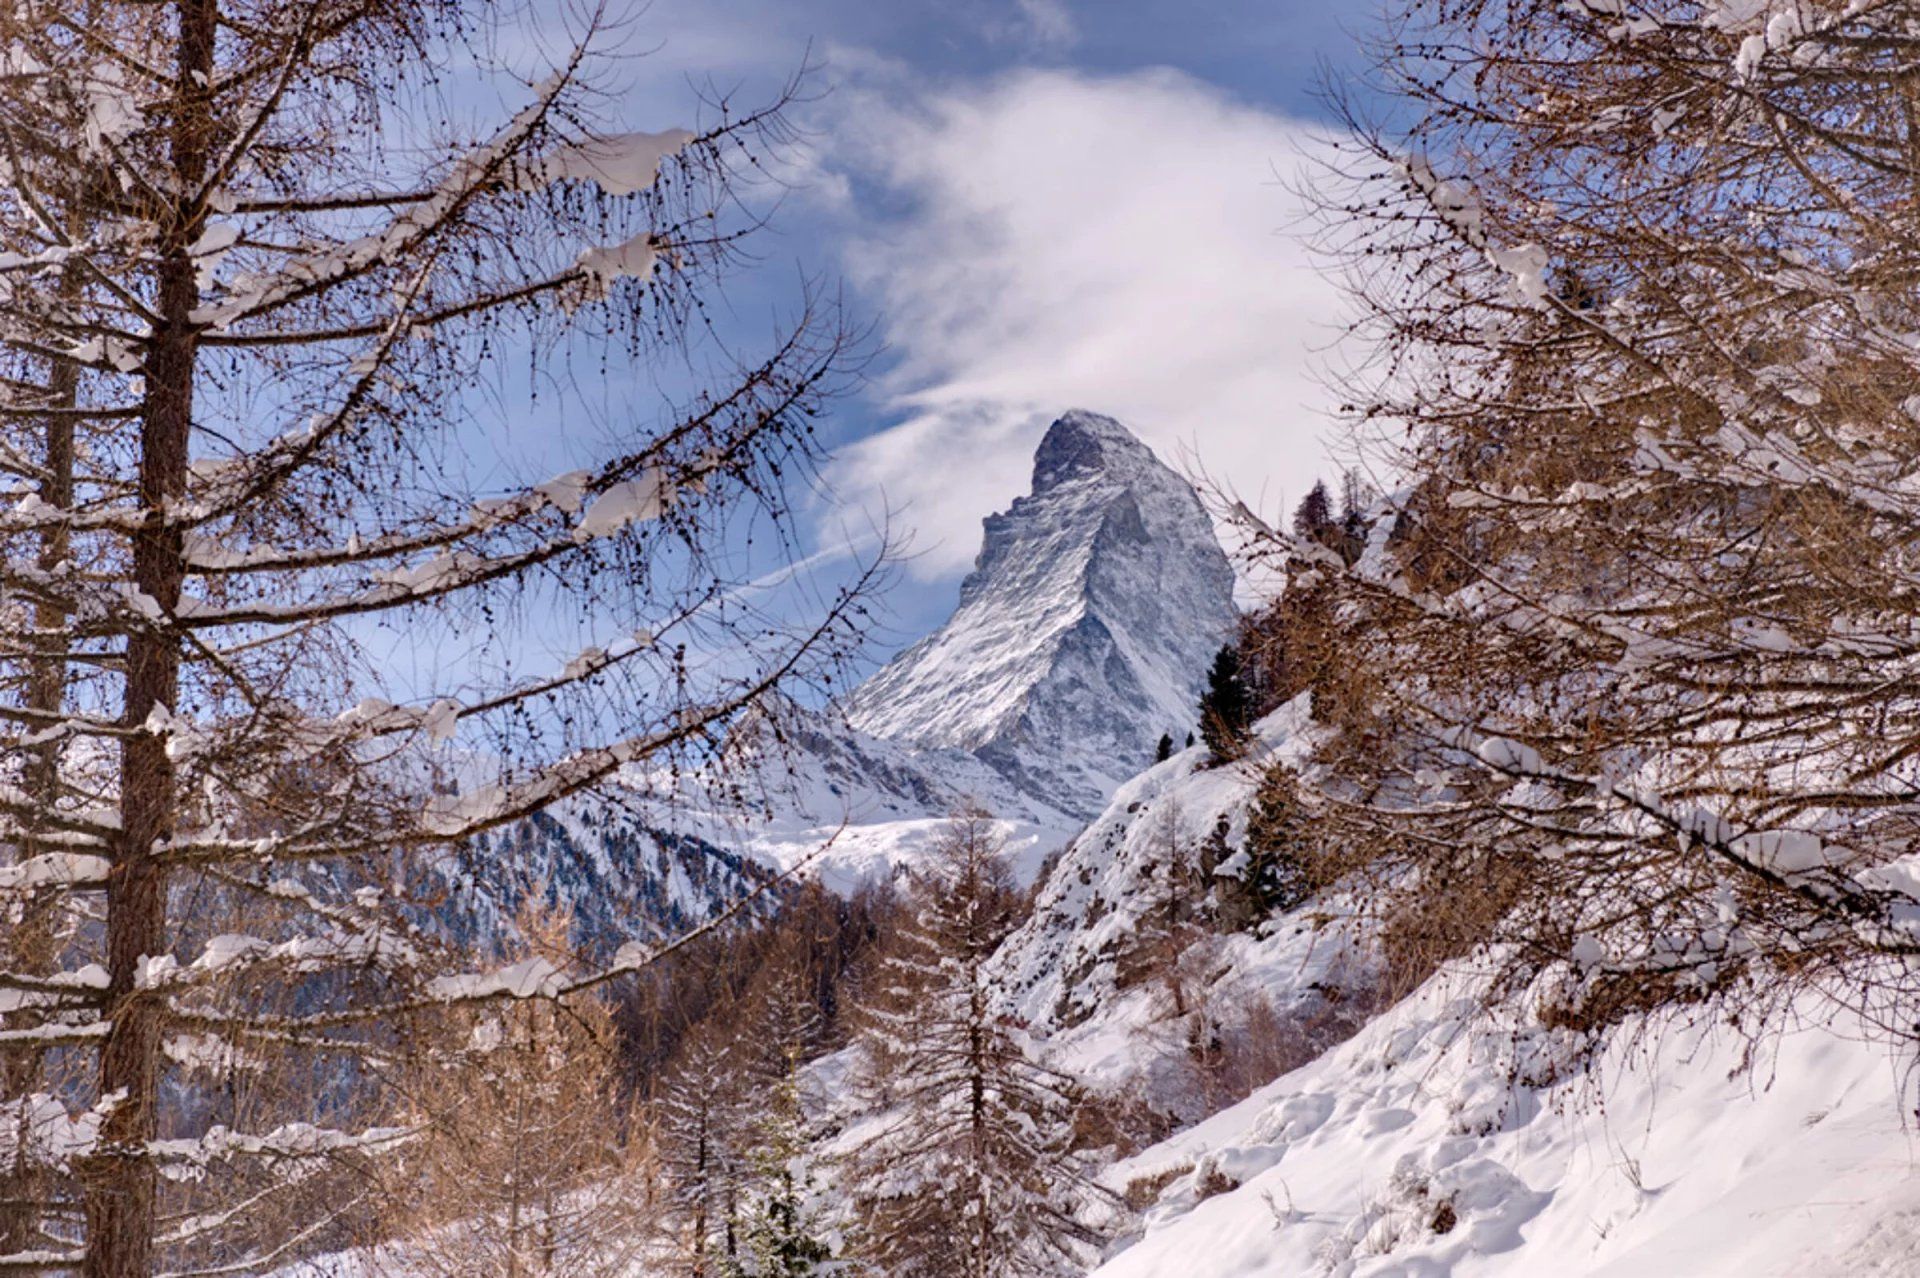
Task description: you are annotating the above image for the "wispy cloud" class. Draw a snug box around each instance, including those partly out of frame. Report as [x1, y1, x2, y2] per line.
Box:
[1013, 0, 1077, 47]
[810, 66, 1351, 579]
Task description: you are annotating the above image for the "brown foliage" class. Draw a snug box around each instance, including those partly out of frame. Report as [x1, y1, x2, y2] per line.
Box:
[1222, 0, 1920, 1049]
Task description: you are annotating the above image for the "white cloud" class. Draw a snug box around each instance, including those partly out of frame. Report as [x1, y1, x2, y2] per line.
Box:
[814, 66, 1351, 579]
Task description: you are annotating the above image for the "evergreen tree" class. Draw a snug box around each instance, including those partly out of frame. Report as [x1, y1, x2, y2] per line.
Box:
[1291, 480, 1335, 539]
[1198, 646, 1253, 762]
[845, 810, 1107, 1277]
[730, 976, 833, 1276]
[1155, 732, 1175, 763]
[731, 1064, 831, 1278]
[1224, 765, 1315, 926]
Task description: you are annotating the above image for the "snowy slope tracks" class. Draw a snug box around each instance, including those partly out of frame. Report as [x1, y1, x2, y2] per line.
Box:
[1094, 964, 1920, 1278]
[1003, 712, 1920, 1276]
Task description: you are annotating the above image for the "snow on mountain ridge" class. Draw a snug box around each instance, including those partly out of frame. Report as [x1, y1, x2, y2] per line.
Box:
[664, 709, 1081, 890]
[464, 412, 1235, 943]
[845, 410, 1239, 818]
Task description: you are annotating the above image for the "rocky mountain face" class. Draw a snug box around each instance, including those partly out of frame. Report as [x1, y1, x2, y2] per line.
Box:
[846, 410, 1240, 819]
[472, 410, 1238, 943]
[439, 805, 784, 953]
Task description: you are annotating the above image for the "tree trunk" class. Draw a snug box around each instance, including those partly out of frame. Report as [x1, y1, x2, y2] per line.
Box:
[506, 1085, 525, 1278]
[0, 255, 81, 1262]
[83, 2, 213, 1271]
[693, 1121, 708, 1278]
[968, 968, 988, 1278]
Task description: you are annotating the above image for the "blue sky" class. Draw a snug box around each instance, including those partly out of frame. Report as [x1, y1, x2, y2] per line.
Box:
[519, 0, 1381, 665]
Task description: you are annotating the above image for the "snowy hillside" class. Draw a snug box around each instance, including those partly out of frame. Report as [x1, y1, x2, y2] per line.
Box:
[437, 803, 784, 952]
[846, 410, 1240, 819]
[994, 700, 1373, 1080]
[1094, 969, 1920, 1277]
[985, 705, 1920, 1277]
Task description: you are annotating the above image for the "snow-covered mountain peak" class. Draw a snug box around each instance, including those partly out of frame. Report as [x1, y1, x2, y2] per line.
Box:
[845, 410, 1238, 818]
[463, 413, 1235, 938]
[1030, 408, 1158, 491]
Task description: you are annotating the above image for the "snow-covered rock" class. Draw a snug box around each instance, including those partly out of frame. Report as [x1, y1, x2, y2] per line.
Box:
[846, 409, 1240, 819]
[464, 410, 1233, 938]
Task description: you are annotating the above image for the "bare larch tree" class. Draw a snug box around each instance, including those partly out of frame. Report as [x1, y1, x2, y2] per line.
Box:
[0, 0, 873, 1271]
[1259, 0, 1920, 1042]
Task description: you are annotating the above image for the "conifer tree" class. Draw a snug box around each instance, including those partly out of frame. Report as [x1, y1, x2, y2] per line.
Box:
[1336, 469, 1372, 563]
[844, 810, 1107, 1278]
[1198, 646, 1253, 761]
[1155, 732, 1175, 764]
[731, 1051, 831, 1277]
[1291, 480, 1334, 540]
[1231, 764, 1314, 923]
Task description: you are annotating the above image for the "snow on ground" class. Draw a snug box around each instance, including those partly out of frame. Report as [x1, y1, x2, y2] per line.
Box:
[743, 809, 1069, 894]
[983, 699, 1920, 1277]
[282, 685, 1920, 1278]
[1093, 966, 1920, 1277]
[996, 699, 1371, 1073]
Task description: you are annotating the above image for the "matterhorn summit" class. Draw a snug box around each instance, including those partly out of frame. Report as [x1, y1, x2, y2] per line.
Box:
[473, 411, 1239, 913]
[845, 410, 1239, 817]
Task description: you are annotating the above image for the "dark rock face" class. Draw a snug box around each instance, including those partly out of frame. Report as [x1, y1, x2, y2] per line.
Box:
[1030, 409, 1155, 490]
[444, 805, 783, 955]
